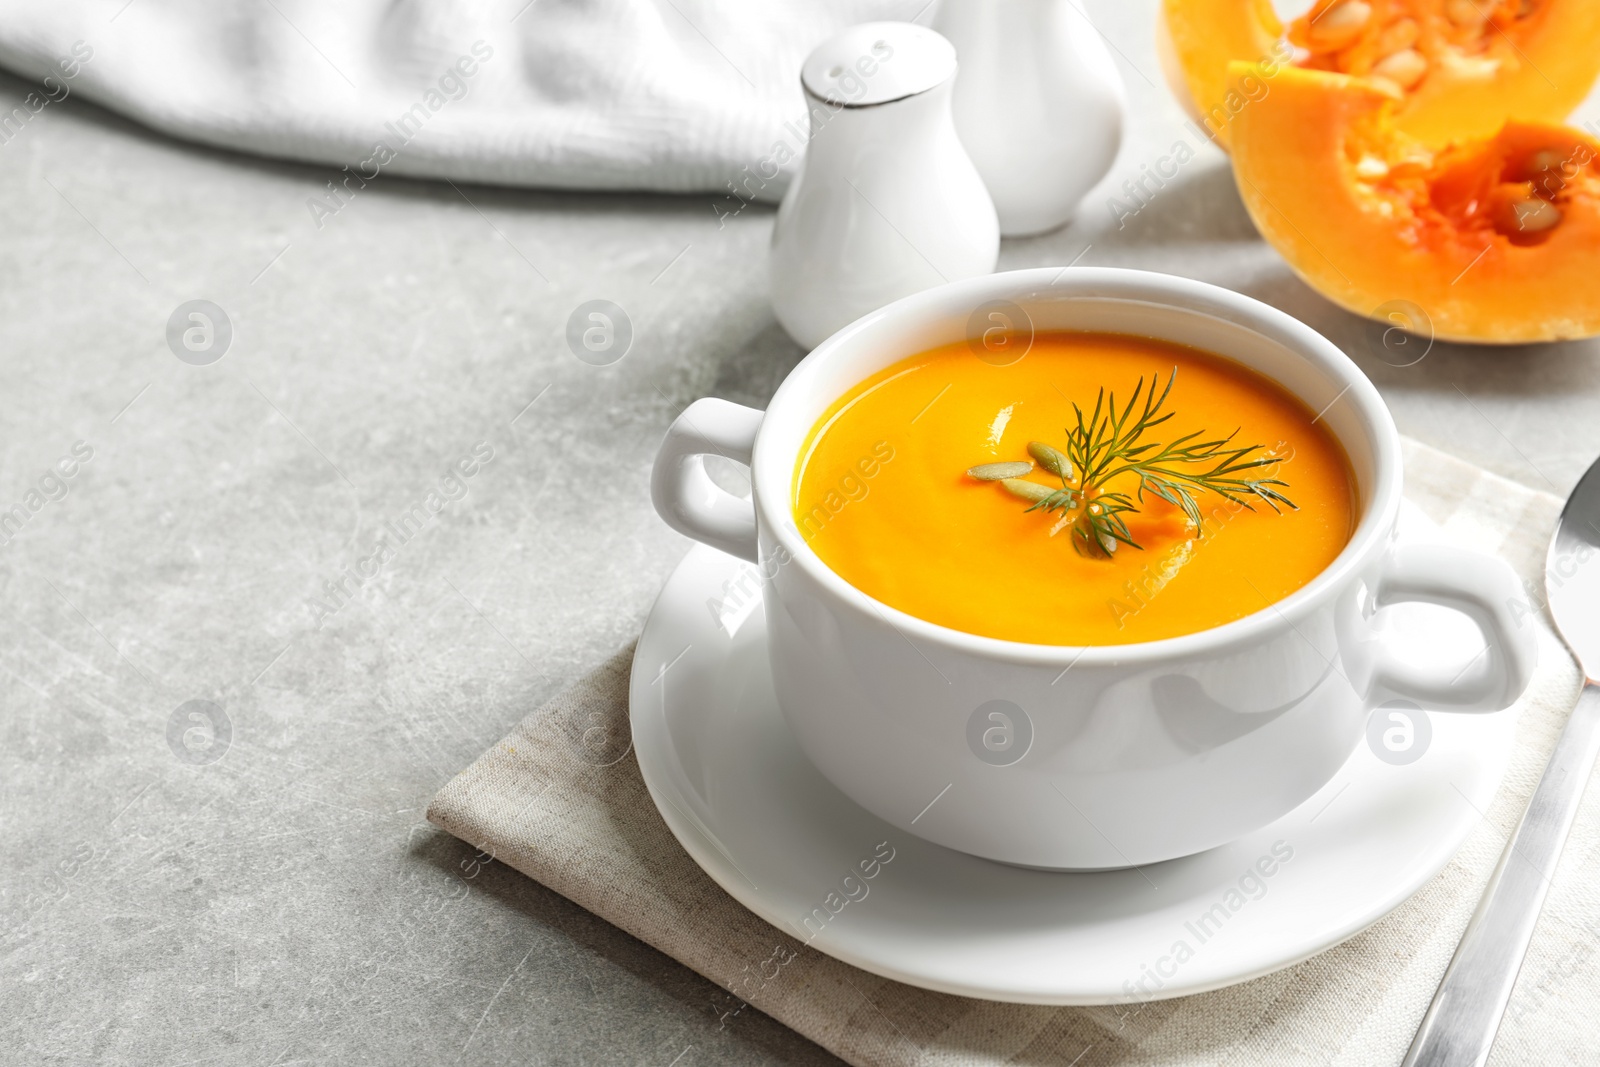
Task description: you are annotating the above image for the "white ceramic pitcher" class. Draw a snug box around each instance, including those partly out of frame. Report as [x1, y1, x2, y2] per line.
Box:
[769, 22, 998, 350]
[934, 0, 1125, 236]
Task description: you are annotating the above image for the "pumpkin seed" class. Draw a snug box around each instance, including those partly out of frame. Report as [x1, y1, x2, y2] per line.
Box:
[1027, 441, 1073, 480]
[1315, 0, 1371, 36]
[1511, 197, 1562, 233]
[1355, 155, 1390, 180]
[1372, 49, 1428, 90]
[999, 478, 1057, 503]
[967, 461, 1033, 481]
[1376, 17, 1419, 56]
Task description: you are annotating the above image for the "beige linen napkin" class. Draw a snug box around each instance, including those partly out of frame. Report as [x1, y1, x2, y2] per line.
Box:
[428, 438, 1595, 1067]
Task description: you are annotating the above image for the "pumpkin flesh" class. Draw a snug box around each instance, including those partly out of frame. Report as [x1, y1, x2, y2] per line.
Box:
[1228, 63, 1600, 342]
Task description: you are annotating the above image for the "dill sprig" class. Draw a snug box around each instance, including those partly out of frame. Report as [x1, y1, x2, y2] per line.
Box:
[966, 367, 1296, 558]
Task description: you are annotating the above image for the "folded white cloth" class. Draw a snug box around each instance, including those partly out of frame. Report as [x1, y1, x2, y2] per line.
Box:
[0, 0, 918, 199]
[425, 439, 1594, 1067]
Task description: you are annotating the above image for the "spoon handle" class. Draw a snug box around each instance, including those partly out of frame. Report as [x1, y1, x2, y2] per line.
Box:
[1402, 683, 1600, 1067]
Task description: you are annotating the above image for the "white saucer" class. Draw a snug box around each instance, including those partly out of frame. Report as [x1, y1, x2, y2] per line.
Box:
[629, 508, 1517, 1004]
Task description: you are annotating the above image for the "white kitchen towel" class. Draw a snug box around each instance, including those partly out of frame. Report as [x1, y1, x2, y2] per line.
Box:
[0, 0, 918, 199]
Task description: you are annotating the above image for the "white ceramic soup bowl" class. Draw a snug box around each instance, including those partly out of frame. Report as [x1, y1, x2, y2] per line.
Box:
[651, 267, 1536, 869]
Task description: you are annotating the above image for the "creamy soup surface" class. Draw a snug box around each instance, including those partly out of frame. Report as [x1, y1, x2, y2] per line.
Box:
[792, 331, 1357, 645]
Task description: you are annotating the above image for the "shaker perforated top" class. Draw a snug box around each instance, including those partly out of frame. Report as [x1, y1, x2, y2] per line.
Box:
[799, 22, 957, 108]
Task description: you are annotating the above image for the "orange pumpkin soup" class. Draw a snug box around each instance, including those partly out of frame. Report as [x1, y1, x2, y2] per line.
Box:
[792, 332, 1356, 645]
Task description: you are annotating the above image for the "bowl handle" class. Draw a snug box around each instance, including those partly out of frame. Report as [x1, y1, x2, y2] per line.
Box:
[1354, 542, 1538, 713]
[651, 398, 764, 563]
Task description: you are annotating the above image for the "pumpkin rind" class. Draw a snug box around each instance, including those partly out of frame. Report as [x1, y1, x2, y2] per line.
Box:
[1227, 63, 1600, 343]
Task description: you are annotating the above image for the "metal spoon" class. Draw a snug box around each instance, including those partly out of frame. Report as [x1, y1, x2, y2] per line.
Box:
[1403, 456, 1600, 1066]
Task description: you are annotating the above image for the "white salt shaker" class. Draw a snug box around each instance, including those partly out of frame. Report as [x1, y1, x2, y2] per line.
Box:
[770, 22, 999, 350]
[934, 0, 1124, 236]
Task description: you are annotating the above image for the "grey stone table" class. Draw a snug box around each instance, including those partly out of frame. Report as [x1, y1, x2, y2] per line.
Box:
[4, 9, 1600, 1066]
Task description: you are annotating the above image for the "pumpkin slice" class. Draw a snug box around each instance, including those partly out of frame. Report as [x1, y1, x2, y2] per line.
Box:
[1162, 0, 1600, 147]
[1228, 62, 1600, 343]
